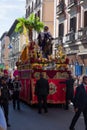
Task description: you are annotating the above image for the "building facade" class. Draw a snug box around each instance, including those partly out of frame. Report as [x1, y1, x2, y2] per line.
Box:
[26, 0, 55, 38]
[7, 20, 21, 70]
[0, 32, 9, 69]
[56, 0, 87, 75]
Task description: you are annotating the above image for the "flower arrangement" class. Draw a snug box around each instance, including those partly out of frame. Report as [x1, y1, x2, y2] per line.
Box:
[17, 43, 69, 70]
[31, 63, 43, 70]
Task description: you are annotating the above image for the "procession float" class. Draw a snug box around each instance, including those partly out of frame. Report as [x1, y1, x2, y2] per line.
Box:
[15, 14, 70, 105]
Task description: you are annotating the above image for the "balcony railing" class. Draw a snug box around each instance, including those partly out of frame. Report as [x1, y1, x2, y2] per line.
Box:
[75, 29, 83, 41]
[54, 27, 87, 46]
[68, 0, 77, 8]
[54, 37, 63, 47]
[65, 31, 75, 43]
[80, 27, 87, 41]
[56, 1, 64, 15]
[67, 28, 87, 42]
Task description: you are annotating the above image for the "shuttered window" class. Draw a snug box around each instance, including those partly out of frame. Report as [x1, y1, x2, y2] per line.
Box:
[59, 23, 64, 37]
[84, 11, 87, 27]
[70, 17, 76, 32]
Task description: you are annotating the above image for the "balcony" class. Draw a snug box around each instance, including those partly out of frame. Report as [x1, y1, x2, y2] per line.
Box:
[75, 28, 83, 41]
[54, 37, 63, 47]
[79, 27, 87, 41]
[64, 27, 87, 43]
[65, 31, 75, 43]
[54, 37, 68, 48]
[68, 0, 77, 8]
[56, 1, 64, 15]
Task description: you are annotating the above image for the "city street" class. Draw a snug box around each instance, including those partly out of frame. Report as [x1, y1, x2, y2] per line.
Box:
[7, 102, 85, 130]
[0, 1, 87, 130]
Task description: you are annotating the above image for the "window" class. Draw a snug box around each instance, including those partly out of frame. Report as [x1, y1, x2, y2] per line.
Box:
[70, 17, 76, 32]
[84, 11, 87, 27]
[28, 6, 30, 15]
[37, 10, 40, 18]
[59, 23, 64, 37]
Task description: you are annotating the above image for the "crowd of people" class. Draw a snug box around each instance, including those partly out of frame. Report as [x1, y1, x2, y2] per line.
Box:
[0, 69, 87, 130]
[0, 74, 21, 130]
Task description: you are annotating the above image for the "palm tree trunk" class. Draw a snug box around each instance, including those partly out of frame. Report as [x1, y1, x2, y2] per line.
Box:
[29, 28, 33, 41]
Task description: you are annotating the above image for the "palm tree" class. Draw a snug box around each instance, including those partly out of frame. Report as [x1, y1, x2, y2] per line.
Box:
[15, 13, 44, 62]
[15, 13, 44, 42]
[27, 13, 44, 38]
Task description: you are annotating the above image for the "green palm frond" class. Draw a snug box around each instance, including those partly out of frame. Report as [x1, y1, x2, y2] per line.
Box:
[15, 17, 29, 34]
[15, 14, 44, 34]
[15, 22, 23, 33]
[27, 13, 35, 26]
[34, 22, 44, 32]
[27, 13, 44, 32]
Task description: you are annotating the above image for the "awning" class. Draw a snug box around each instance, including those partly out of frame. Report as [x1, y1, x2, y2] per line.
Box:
[77, 52, 87, 55]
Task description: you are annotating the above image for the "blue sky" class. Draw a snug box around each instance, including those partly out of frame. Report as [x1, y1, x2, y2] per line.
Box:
[0, 0, 25, 37]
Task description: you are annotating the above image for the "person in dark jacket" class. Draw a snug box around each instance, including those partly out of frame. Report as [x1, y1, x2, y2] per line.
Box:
[65, 75, 74, 110]
[35, 73, 49, 114]
[0, 77, 10, 127]
[12, 76, 21, 110]
[6, 75, 13, 100]
[69, 75, 87, 130]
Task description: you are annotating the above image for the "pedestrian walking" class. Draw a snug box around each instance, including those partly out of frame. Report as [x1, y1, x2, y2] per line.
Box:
[12, 76, 21, 110]
[0, 77, 10, 127]
[65, 75, 74, 110]
[35, 73, 49, 114]
[6, 75, 13, 100]
[69, 75, 87, 130]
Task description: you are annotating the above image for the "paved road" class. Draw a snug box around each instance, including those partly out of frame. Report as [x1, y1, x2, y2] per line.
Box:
[7, 102, 85, 130]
